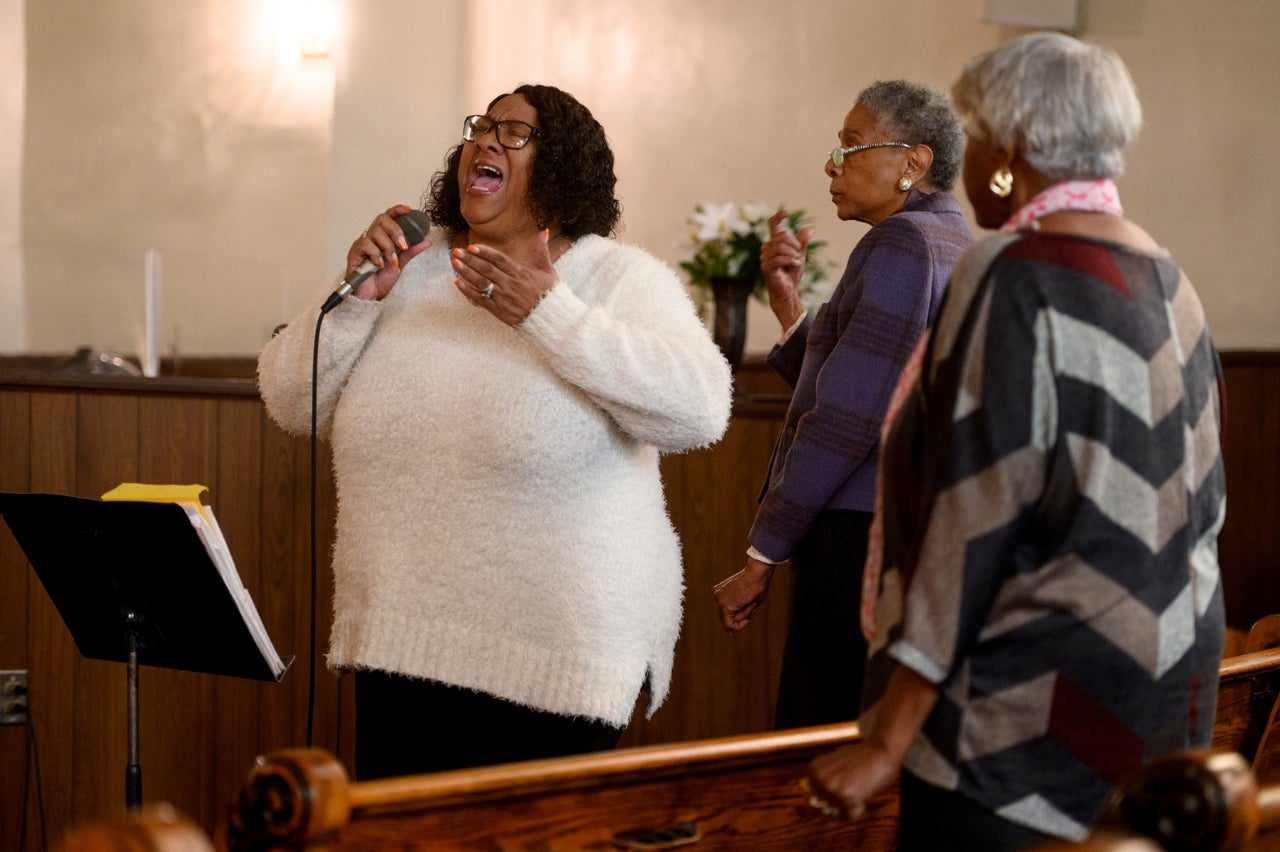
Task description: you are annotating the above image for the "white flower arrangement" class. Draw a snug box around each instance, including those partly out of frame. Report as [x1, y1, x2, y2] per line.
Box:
[679, 201, 831, 308]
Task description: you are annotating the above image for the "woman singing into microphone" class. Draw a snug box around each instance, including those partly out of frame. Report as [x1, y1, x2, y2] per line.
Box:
[258, 84, 732, 778]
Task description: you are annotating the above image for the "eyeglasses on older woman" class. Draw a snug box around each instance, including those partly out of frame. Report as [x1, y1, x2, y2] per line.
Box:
[829, 141, 912, 167]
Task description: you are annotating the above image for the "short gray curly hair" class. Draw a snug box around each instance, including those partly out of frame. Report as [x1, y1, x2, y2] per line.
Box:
[951, 32, 1142, 181]
[856, 79, 964, 192]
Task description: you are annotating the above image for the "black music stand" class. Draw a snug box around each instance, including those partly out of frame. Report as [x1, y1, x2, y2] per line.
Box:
[0, 491, 293, 810]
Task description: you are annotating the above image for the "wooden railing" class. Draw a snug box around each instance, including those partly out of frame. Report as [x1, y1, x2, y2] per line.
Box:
[217, 725, 896, 851]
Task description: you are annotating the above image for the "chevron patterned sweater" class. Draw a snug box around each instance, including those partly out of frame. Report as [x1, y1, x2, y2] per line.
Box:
[257, 233, 732, 727]
[865, 232, 1226, 841]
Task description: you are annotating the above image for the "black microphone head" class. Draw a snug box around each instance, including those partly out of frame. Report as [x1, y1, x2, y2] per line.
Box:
[394, 210, 432, 246]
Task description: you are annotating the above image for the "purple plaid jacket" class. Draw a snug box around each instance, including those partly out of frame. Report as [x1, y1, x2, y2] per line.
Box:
[748, 189, 973, 562]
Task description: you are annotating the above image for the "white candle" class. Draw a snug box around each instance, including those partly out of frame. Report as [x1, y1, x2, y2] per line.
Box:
[144, 249, 161, 378]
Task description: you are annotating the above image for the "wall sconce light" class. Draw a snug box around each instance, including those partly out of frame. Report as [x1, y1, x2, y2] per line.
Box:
[285, 0, 338, 59]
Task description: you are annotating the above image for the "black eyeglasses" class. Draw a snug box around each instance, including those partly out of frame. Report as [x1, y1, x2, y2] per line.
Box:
[829, 141, 912, 167]
[462, 115, 540, 150]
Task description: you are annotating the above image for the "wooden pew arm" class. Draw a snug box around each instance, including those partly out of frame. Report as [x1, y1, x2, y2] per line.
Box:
[223, 722, 901, 851]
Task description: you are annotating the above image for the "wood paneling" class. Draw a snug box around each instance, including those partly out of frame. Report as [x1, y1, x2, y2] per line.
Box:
[625, 401, 790, 749]
[0, 379, 335, 851]
[0, 351, 1277, 848]
[0, 390, 33, 852]
[1218, 352, 1280, 631]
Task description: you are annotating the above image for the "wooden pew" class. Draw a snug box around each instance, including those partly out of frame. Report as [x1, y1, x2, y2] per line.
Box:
[62, 748, 1280, 852]
[1034, 749, 1280, 851]
[1211, 646, 1280, 784]
[1243, 614, 1280, 655]
[55, 803, 215, 852]
[52, 645, 1280, 851]
[206, 643, 1280, 850]
[61, 748, 1280, 852]
[220, 724, 898, 851]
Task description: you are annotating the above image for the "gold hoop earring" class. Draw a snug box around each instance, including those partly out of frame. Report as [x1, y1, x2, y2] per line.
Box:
[897, 176, 913, 192]
[989, 167, 1013, 198]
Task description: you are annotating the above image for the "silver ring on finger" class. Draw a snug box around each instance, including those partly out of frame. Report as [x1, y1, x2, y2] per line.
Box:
[480, 282, 495, 299]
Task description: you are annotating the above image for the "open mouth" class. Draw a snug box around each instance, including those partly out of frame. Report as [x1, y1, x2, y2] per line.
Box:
[469, 163, 504, 194]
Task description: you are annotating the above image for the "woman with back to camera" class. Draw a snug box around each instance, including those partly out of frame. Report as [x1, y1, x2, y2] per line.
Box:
[805, 33, 1227, 850]
[713, 80, 973, 728]
[258, 84, 732, 779]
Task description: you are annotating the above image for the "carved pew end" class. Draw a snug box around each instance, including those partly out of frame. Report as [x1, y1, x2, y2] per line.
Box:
[226, 748, 351, 850]
[1092, 749, 1265, 852]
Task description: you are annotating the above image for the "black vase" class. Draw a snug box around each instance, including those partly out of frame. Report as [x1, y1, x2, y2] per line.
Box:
[710, 276, 754, 370]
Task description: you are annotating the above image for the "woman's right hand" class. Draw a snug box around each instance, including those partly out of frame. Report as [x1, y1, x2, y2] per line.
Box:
[713, 557, 777, 633]
[344, 203, 433, 302]
[807, 665, 939, 818]
[806, 741, 900, 820]
[760, 210, 813, 331]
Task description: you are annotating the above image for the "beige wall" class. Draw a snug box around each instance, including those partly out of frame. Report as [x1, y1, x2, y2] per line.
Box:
[467, 0, 1280, 353]
[0, 0, 22, 351]
[325, 0, 465, 290]
[5, 0, 1278, 357]
[464, 0, 996, 354]
[18, 0, 336, 356]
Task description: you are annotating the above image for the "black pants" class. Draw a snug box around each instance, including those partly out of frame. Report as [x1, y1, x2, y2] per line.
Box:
[774, 509, 873, 729]
[354, 670, 624, 780]
[897, 771, 1057, 851]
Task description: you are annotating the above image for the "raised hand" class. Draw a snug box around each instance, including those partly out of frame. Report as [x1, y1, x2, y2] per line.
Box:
[760, 210, 814, 331]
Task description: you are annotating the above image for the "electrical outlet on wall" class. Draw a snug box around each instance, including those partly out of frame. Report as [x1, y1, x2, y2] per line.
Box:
[1, 670, 29, 724]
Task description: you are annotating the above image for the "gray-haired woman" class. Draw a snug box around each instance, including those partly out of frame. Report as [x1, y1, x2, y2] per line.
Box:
[713, 79, 973, 728]
[806, 32, 1226, 851]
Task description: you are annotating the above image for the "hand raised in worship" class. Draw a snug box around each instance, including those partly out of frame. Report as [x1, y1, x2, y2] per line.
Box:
[760, 210, 814, 332]
[713, 557, 777, 633]
[346, 204, 434, 302]
[451, 229, 561, 326]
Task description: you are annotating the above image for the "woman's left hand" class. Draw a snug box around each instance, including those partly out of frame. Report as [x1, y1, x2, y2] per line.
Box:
[450, 229, 560, 326]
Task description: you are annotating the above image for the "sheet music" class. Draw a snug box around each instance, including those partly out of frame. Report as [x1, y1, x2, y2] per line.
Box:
[97, 482, 289, 680]
[178, 502, 287, 678]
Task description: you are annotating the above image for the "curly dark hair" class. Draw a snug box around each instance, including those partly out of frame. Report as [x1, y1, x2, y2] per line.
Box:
[425, 84, 622, 240]
[857, 80, 964, 192]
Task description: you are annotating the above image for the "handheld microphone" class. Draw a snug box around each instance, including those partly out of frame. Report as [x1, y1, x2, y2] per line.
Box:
[321, 210, 432, 314]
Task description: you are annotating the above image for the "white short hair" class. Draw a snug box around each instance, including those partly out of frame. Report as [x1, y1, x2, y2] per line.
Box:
[951, 32, 1142, 181]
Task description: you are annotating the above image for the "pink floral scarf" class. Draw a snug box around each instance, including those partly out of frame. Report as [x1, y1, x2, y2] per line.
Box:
[998, 179, 1123, 234]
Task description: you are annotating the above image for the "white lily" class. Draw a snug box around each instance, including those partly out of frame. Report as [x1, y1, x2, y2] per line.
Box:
[691, 202, 751, 242]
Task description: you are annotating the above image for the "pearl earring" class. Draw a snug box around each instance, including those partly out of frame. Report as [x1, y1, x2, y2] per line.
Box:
[897, 176, 913, 192]
[989, 167, 1013, 198]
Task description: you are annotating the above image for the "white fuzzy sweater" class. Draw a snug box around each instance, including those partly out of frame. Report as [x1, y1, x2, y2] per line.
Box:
[257, 233, 732, 725]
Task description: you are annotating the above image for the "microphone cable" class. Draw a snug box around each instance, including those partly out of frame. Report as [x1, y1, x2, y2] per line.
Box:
[306, 309, 324, 747]
[18, 717, 48, 852]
